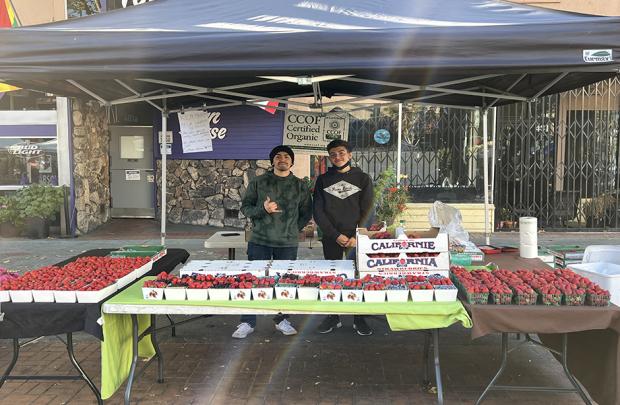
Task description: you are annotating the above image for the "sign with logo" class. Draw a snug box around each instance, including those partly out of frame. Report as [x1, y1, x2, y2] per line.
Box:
[107, 0, 155, 9]
[7, 143, 42, 156]
[583, 49, 613, 63]
[283, 111, 349, 153]
[374, 129, 391, 145]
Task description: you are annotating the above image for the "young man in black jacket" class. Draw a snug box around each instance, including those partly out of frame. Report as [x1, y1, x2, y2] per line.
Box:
[313, 139, 374, 335]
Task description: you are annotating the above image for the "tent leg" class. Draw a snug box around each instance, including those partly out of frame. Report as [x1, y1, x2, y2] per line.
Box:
[161, 111, 167, 246]
[397, 103, 403, 185]
[482, 108, 490, 245]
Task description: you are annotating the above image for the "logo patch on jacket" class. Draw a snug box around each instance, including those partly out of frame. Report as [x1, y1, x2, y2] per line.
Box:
[324, 181, 361, 199]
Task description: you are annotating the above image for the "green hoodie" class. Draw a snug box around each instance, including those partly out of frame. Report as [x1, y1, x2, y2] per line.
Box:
[241, 171, 313, 247]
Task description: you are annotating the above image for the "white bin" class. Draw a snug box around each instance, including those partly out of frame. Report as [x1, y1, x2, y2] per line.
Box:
[569, 262, 620, 305]
[583, 246, 620, 265]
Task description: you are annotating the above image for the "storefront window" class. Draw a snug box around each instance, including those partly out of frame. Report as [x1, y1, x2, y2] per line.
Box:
[0, 138, 58, 186]
[67, 0, 103, 18]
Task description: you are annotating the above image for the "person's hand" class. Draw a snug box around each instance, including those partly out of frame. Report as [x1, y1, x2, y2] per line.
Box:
[263, 196, 281, 214]
[336, 234, 349, 247]
[345, 236, 356, 248]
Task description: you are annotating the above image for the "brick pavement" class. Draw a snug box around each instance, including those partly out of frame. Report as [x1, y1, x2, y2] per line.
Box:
[1, 222, 614, 404]
[0, 314, 593, 405]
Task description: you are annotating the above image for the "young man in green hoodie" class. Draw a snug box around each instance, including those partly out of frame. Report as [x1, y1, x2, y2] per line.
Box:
[235, 145, 313, 338]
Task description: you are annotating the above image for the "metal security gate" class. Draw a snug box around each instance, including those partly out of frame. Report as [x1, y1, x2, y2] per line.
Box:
[495, 78, 620, 231]
[348, 105, 484, 204]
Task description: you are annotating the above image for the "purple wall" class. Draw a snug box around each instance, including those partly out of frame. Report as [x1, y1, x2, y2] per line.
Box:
[154, 106, 284, 160]
[0, 124, 56, 137]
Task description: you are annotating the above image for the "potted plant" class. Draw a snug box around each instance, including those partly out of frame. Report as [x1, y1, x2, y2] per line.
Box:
[15, 184, 64, 238]
[374, 167, 409, 226]
[497, 208, 515, 230]
[0, 194, 23, 237]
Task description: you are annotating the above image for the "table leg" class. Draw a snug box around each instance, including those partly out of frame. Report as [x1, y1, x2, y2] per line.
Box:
[66, 333, 103, 405]
[0, 338, 19, 389]
[422, 331, 431, 387]
[432, 329, 444, 405]
[560, 334, 592, 405]
[124, 314, 139, 405]
[166, 314, 176, 337]
[477, 332, 592, 405]
[228, 248, 235, 260]
[476, 332, 509, 405]
[151, 315, 164, 383]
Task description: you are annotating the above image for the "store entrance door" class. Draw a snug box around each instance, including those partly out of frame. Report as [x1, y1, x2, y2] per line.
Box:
[110, 126, 155, 218]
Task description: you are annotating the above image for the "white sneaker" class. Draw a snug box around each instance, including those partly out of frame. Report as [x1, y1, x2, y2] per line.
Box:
[275, 319, 297, 336]
[232, 322, 254, 339]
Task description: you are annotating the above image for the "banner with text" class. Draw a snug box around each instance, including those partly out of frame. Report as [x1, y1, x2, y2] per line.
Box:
[283, 111, 349, 153]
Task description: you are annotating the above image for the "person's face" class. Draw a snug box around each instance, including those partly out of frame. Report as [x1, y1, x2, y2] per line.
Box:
[273, 151, 293, 171]
[328, 146, 352, 167]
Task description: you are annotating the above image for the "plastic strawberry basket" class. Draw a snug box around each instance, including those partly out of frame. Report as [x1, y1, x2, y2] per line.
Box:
[465, 291, 489, 305]
[586, 293, 610, 307]
[489, 292, 513, 305]
[537, 292, 562, 306]
[563, 293, 585, 306]
[512, 292, 537, 305]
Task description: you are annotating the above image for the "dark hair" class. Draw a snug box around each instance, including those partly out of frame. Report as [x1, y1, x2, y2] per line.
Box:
[326, 139, 352, 152]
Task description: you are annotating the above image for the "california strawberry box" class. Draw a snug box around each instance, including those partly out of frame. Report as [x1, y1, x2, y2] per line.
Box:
[450, 265, 611, 306]
[0, 256, 151, 303]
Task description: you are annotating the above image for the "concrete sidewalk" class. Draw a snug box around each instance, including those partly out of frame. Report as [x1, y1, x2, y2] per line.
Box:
[0, 222, 616, 404]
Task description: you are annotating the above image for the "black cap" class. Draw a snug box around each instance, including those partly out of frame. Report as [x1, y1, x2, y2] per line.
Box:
[269, 145, 295, 164]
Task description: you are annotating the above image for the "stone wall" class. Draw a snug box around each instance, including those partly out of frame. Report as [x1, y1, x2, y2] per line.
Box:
[156, 159, 271, 228]
[72, 99, 111, 234]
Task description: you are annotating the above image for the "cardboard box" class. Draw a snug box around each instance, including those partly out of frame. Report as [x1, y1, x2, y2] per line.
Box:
[179, 260, 268, 277]
[269, 260, 355, 279]
[356, 227, 448, 255]
[358, 252, 450, 275]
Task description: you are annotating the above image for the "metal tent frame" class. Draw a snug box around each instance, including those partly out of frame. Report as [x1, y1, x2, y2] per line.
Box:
[60, 71, 573, 244]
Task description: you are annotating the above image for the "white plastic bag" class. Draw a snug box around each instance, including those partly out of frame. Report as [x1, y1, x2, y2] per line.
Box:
[428, 201, 469, 243]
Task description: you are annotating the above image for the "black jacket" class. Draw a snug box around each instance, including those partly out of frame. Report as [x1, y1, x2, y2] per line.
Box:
[313, 166, 373, 241]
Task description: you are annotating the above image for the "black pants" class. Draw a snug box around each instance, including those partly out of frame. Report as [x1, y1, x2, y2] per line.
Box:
[322, 238, 365, 324]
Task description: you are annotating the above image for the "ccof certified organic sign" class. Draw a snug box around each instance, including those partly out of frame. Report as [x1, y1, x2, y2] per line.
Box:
[583, 49, 613, 63]
[283, 111, 349, 153]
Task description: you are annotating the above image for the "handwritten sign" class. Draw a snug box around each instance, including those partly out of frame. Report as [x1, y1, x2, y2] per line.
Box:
[178, 111, 213, 153]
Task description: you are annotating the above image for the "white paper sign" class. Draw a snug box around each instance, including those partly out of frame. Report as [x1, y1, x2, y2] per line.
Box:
[125, 169, 141, 181]
[178, 111, 213, 153]
[146, 174, 155, 183]
[158, 130, 173, 144]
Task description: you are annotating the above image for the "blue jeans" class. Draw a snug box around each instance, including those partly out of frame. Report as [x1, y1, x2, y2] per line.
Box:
[240, 243, 298, 327]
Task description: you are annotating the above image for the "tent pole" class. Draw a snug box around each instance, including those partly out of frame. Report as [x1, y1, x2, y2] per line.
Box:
[161, 109, 168, 246]
[397, 103, 403, 186]
[491, 107, 497, 207]
[482, 108, 490, 245]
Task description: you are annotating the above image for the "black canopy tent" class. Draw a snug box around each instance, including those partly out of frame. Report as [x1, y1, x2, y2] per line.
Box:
[1, 0, 619, 242]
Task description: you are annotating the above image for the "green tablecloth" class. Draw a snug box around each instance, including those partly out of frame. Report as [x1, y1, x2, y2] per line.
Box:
[101, 278, 471, 399]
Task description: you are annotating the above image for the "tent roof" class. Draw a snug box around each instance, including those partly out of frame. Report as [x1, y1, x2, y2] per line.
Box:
[1, 0, 619, 110]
